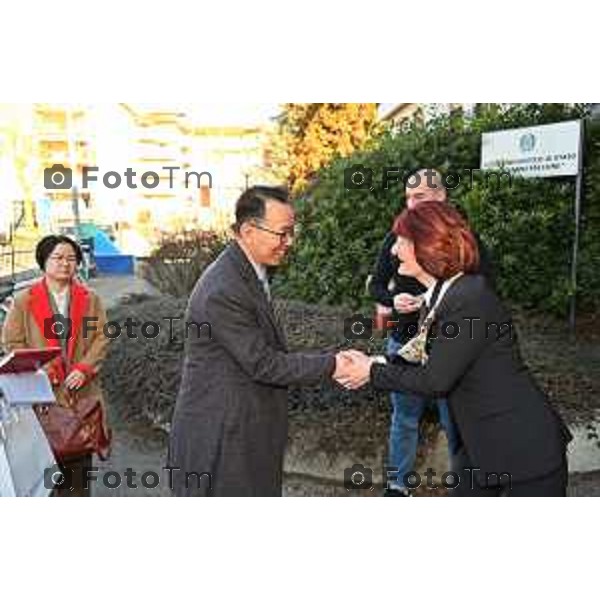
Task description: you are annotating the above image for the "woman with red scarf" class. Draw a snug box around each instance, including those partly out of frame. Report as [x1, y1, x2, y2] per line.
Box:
[2, 235, 111, 496]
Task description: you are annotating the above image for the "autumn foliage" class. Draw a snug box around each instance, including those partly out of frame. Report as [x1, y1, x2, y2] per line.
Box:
[264, 103, 379, 193]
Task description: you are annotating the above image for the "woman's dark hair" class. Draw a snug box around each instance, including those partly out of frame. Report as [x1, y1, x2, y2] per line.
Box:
[393, 202, 479, 279]
[35, 235, 83, 271]
[233, 185, 289, 232]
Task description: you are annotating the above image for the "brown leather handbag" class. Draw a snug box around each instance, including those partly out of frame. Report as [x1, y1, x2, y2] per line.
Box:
[35, 390, 111, 461]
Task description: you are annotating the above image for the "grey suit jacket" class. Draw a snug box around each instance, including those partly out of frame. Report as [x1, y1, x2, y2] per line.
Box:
[168, 241, 335, 496]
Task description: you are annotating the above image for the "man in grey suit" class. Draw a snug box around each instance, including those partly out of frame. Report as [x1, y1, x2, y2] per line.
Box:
[168, 186, 342, 496]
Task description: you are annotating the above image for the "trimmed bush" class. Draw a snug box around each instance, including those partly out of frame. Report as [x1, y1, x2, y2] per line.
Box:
[140, 230, 228, 298]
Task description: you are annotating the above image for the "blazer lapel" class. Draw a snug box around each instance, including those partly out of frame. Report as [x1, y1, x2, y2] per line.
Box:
[28, 279, 60, 351]
[227, 242, 287, 347]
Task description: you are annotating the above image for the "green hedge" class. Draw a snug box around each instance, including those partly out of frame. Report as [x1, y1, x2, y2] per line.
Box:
[273, 104, 600, 316]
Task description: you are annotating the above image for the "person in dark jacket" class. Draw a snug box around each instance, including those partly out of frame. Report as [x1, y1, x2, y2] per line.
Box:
[168, 186, 344, 496]
[368, 168, 494, 496]
[339, 202, 571, 496]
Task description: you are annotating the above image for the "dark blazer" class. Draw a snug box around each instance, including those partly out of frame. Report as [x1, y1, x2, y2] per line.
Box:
[168, 241, 335, 496]
[371, 274, 571, 486]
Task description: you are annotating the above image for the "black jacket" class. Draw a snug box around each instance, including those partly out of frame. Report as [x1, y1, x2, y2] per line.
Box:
[369, 230, 495, 344]
[371, 274, 571, 485]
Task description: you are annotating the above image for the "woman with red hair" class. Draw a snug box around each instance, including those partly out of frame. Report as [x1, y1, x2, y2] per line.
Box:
[337, 202, 571, 496]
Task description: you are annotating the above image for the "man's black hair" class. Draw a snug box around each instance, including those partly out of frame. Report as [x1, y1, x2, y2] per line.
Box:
[233, 186, 289, 233]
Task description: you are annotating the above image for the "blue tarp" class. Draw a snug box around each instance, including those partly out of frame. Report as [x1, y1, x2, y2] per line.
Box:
[88, 227, 135, 275]
[93, 230, 121, 255]
[95, 254, 135, 275]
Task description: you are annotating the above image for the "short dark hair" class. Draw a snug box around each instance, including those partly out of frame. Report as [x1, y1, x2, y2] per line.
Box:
[405, 167, 446, 191]
[36, 235, 83, 271]
[233, 186, 289, 233]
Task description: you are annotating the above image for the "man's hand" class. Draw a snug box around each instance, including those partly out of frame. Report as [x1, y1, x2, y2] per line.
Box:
[334, 350, 375, 390]
[393, 293, 424, 314]
[333, 352, 353, 380]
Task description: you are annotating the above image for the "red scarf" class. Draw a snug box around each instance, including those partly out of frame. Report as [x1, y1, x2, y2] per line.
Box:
[28, 277, 91, 385]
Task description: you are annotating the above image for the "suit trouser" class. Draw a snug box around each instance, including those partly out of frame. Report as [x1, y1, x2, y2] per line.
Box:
[450, 447, 568, 497]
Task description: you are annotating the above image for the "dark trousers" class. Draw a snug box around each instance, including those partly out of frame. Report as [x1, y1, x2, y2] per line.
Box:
[52, 454, 93, 497]
[451, 447, 568, 497]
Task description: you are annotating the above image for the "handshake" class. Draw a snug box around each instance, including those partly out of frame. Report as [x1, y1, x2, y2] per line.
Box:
[333, 350, 383, 390]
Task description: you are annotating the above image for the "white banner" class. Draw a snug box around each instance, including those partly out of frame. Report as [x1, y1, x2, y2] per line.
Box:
[481, 120, 581, 178]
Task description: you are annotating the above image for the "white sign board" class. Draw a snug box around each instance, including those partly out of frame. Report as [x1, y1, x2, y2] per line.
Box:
[481, 120, 581, 178]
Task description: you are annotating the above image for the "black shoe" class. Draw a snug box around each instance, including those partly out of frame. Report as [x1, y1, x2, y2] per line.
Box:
[383, 487, 412, 497]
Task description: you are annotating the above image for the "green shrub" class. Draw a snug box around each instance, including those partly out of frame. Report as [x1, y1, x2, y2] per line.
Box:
[274, 104, 599, 316]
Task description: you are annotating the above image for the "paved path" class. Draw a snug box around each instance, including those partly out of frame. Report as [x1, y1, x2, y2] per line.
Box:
[91, 414, 600, 496]
[88, 274, 160, 310]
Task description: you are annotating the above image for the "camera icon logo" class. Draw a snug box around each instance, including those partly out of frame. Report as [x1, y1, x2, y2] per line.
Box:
[344, 314, 373, 341]
[44, 314, 72, 340]
[344, 164, 374, 190]
[44, 464, 73, 491]
[344, 464, 373, 491]
[44, 164, 72, 190]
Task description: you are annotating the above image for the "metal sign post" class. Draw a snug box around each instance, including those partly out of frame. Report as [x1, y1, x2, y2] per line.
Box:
[481, 119, 584, 336]
[569, 119, 585, 336]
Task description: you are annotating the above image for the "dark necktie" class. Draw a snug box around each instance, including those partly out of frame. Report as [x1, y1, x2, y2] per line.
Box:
[259, 275, 271, 302]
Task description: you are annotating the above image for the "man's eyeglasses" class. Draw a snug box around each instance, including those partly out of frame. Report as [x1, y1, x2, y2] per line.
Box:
[252, 221, 296, 243]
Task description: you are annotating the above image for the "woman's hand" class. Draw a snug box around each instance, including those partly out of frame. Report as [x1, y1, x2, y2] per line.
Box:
[64, 368, 87, 391]
[393, 293, 423, 314]
[334, 350, 376, 390]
